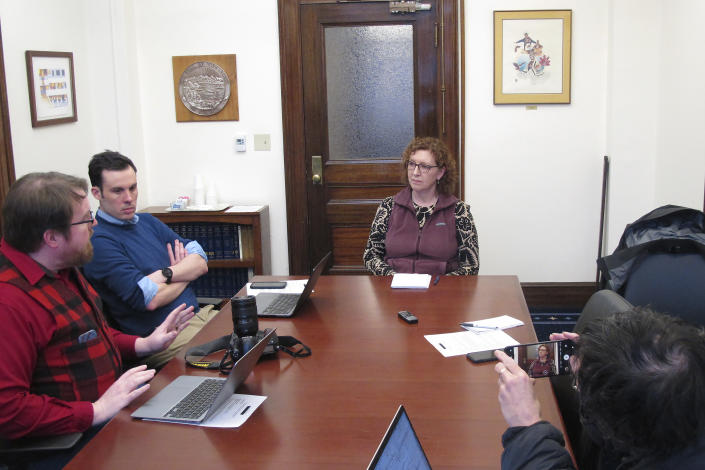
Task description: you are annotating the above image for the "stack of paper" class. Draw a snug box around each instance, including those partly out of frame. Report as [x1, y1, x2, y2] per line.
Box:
[425, 330, 519, 358]
[391, 273, 432, 289]
[460, 315, 524, 332]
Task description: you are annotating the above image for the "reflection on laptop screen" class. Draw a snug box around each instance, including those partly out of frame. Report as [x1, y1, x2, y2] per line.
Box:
[368, 406, 432, 470]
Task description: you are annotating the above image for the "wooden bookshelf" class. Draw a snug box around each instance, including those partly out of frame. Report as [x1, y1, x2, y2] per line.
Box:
[143, 205, 271, 276]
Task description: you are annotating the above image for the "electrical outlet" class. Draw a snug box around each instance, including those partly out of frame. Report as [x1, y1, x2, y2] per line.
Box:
[254, 134, 271, 151]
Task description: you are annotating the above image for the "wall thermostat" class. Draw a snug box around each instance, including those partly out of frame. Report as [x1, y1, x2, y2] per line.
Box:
[235, 135, 246, 152]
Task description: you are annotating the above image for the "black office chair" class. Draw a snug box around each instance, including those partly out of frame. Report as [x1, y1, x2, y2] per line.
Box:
[598, 204, 705, 326]
[621, 251, 705, 326]
[550, 290, 633, 470]
[0, 433, 82, 470]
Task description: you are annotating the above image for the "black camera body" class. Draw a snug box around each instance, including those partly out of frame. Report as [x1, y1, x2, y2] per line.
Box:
[228, 329, 279, 362]
[229, 295, 278, 362]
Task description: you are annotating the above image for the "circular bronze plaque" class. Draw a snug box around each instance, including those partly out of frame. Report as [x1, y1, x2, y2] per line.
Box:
[178, 61, 231, 116]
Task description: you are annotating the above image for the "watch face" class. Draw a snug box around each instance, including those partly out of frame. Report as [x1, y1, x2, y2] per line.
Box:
[162, 267, 173, 283]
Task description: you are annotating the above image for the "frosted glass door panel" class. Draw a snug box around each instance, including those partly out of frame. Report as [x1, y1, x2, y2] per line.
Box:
[325, 25, 414, 160]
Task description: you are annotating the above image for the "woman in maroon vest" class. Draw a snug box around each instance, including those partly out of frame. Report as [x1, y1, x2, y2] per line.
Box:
[363, 137, 479, 275]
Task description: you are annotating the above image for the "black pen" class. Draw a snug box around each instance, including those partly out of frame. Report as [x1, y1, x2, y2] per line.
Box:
[433, 275, 440, 285]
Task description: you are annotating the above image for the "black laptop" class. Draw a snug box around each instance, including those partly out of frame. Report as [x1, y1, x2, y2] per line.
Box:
[368, 405, 432, 470]
[254, 252, 331, 317]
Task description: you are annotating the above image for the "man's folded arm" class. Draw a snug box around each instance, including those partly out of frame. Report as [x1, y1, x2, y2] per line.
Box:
[143, 279, 189, 311]
[167, 250, 208, 283]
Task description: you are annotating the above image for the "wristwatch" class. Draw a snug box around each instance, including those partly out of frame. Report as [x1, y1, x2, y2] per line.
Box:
[161, 267, 173, 285]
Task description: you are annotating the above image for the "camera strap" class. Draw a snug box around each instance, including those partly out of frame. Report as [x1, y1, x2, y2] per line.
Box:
[184, 335, 232, 370]
[184, 333, 311, 372]
[277, 336, 312, 358]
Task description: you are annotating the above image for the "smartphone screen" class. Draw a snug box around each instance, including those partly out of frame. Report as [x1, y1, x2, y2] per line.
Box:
[504, 340, 574, 378]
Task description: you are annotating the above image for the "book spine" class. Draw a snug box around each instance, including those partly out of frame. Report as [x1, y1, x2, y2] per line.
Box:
[222, 224, 235, 260]
[211, 224, 223, 260]
[235, 224, 241, 260]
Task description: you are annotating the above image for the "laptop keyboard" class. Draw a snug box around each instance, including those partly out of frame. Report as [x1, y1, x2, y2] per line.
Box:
[164, 378, 224, 420]
[262, 294, 298, 315]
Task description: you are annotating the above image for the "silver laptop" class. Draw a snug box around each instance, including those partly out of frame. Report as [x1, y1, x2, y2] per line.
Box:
[255, 252, 331, 317]
[131, 328, 276, 424]
[367, 405, 432, 470]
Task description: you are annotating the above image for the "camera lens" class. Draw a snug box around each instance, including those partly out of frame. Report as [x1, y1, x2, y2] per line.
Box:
[231, 295, 259, 337]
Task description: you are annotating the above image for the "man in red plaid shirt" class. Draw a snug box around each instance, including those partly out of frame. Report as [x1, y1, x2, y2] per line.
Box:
[0, 172, 194, 442]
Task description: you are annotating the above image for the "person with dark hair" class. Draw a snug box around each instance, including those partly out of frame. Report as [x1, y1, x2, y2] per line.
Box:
[0, 172, 194, 444]
[83, 150, 217, 368]
[363, 137, 479, 276]
[493, 308, 705, 469]
[528, 343, 555, 378]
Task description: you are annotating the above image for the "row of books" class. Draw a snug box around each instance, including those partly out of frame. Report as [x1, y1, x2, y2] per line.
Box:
[167, 222, 255, 260]
[192, 267, 254, 299]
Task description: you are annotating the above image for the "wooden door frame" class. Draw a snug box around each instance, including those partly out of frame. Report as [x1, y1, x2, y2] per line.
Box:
[278, 0, 463, 274]
[0, 20, 16, 236]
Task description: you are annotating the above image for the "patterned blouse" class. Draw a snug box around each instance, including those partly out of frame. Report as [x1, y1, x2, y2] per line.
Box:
[363, 196, 480, 275]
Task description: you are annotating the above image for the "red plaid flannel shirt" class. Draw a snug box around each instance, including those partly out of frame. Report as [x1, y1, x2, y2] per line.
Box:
[0, 240, 138, 438]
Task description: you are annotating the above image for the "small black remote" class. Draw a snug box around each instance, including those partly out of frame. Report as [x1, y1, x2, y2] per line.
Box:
[398, 310, 418, 324]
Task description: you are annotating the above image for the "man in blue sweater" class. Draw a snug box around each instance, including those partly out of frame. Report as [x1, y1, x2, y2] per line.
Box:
[83, 151, 218, 367]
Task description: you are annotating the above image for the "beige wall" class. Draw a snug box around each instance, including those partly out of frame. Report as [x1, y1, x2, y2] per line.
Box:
[0, 0, 703, 280]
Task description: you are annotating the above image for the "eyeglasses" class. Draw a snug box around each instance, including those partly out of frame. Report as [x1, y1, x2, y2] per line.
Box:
[71, 210, 94, 226]
[407, 160, 439, 174]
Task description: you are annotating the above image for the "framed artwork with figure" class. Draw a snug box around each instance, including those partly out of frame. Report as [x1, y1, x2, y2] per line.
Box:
[25, 51, 78, 127]
[493, 10, 572, 104]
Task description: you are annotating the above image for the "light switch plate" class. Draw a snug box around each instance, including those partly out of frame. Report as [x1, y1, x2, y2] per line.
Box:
[254, 134, 271, 151]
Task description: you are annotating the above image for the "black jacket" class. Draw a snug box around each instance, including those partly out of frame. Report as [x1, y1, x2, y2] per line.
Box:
[501, 421, 705, 470]
[598, 205, 705, 292]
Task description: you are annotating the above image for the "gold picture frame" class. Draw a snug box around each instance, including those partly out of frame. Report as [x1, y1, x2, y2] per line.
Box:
[493, 10, 572, 104]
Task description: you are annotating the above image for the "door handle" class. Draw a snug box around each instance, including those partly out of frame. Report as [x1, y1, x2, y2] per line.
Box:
[312, 155, 323, 185]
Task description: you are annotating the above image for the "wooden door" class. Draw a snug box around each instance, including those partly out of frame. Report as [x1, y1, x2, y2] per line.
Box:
[279, 0, 461, 274]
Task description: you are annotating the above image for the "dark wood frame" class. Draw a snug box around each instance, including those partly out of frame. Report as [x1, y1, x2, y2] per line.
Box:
[278, 0, 462, 274]
[25, 50, 77, 127]
[0, 22, 16, 236]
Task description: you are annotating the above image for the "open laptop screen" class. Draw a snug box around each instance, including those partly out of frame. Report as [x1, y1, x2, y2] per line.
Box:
[368, 405, 432, 470]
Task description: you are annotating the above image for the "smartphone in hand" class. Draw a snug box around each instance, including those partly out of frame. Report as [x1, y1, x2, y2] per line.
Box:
[504, 339, 575, 378]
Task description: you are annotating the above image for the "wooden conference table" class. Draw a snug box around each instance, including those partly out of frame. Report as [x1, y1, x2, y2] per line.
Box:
[67, 275, 570, 469]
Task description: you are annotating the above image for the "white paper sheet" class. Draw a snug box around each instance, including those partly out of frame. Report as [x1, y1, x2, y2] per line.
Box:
[391, 273, 432, 289]
[460, 315, 524, 332]
[225, 205, 266, 213]
[424, 330, 519, 357]
[199, 394, 267, 428]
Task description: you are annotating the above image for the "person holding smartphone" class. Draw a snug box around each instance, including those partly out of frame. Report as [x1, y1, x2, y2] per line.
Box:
[493, 308, 705, 469]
